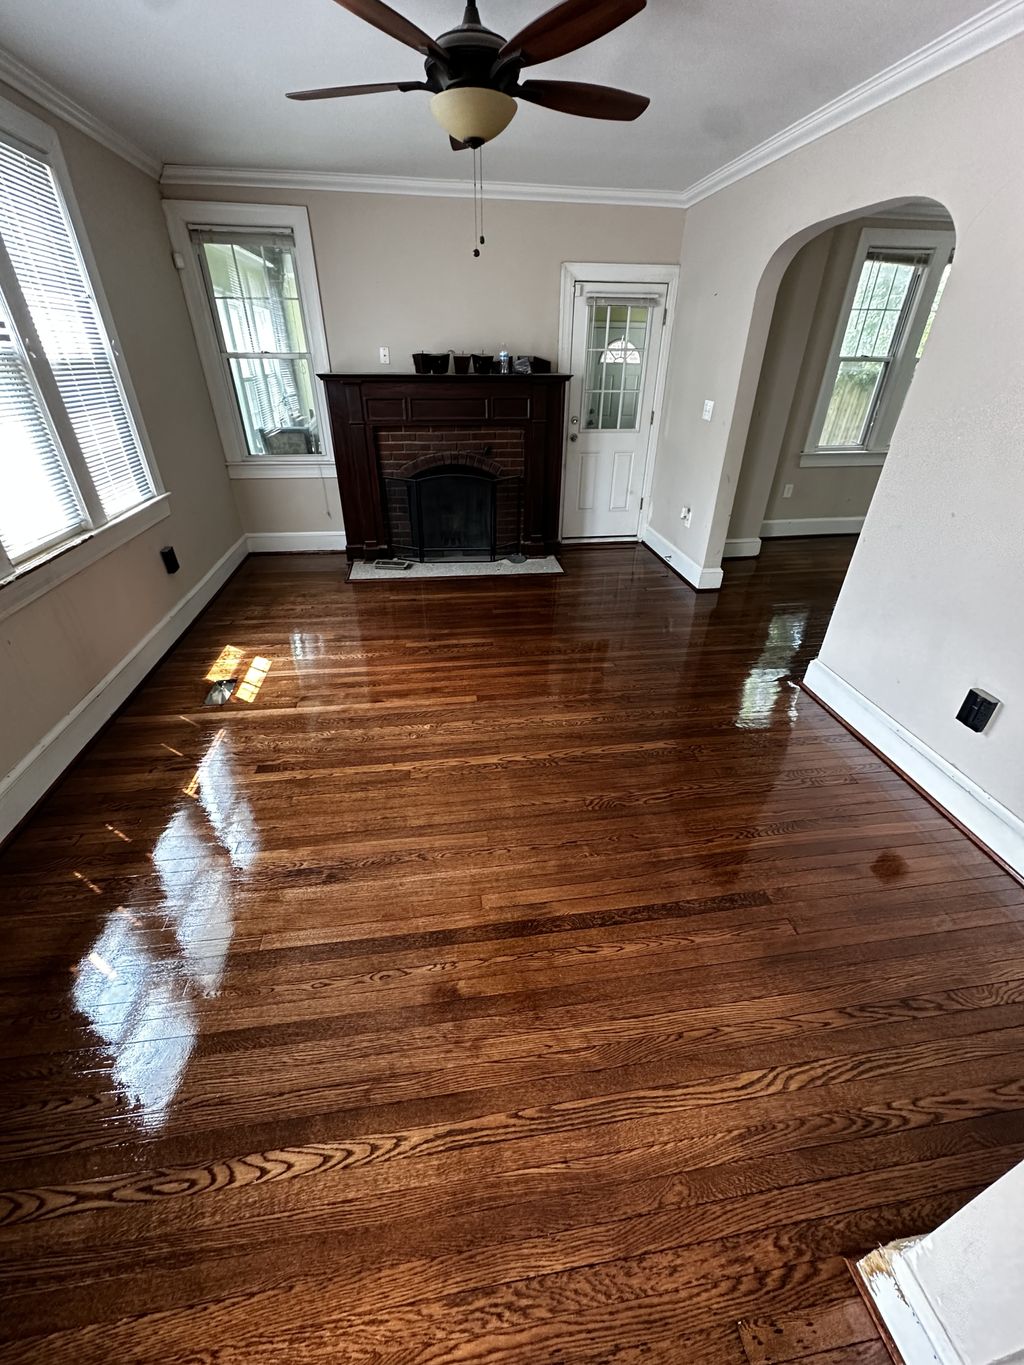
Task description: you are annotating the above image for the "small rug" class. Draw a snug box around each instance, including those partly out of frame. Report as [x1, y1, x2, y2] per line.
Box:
[349, 556, 563, 582]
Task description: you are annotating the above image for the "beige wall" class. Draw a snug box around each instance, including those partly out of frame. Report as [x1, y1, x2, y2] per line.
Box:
[0, 84, 240, 811]
[728, 214, 952, 545]
[161, 182, 686, 536]
[647, 34, 1024, 817]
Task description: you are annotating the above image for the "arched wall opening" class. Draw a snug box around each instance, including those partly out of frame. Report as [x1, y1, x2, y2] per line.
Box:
[721, 198, 955, 561]
[699, 196, 955, 574]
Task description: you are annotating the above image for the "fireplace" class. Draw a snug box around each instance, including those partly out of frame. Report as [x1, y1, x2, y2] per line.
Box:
[386, 460, 523, 562]
[319, 373, 570, 560]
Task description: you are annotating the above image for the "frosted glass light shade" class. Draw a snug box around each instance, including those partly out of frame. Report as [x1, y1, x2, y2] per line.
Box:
[430, 88, 517, 146]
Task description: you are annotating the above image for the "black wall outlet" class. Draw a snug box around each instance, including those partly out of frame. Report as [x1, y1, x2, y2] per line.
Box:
[160, 545, 180, 575]
[956, 689, 1000, 733]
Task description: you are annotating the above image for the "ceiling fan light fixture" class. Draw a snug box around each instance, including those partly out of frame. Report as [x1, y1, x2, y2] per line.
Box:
[429, 86, 517, 146]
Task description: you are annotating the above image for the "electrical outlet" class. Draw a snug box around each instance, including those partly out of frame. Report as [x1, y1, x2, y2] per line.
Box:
[680, 506, 693, 527]
[702, 399, 714, 422]
[379, 346, 390, 365]
[783, 483, 794, 499]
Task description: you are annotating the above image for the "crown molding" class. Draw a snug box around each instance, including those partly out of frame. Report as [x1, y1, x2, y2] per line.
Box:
[159, 163, 687, 208]
[676, 0, 1024, 208]
[0, 47, 161, 179]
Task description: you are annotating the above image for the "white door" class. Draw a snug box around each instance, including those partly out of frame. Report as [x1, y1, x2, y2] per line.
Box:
[561, 285, 667, 539]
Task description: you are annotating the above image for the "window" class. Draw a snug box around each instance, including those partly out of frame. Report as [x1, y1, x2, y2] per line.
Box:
[164, 202, 333, 473]
[583, 299, 653, 431]
[0, 128, 159, 578]
[191, 229, 320, 457]
[808, 227, 954, 458]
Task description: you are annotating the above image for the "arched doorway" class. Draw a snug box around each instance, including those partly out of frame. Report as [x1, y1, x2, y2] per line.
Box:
[722, 199, 955, 578]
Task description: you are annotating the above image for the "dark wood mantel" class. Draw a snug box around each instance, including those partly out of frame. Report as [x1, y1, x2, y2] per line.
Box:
[320, 372, 571, 560]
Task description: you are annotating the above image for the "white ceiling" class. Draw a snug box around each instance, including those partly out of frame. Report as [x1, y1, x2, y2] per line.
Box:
[0, 0, 1001, 191]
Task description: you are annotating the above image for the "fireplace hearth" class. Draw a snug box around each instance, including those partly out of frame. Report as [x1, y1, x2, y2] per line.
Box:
[319, 373, 570, 561]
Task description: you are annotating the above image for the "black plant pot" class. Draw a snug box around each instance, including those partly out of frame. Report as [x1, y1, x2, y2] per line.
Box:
[412, 352, 428, 374]
[452, 354, 471, 374]
[471, 354, 495, 374]
[423, 352, 450, 374]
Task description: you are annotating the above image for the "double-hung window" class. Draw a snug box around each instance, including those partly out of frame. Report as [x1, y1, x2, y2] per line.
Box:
[0, 109, 160, 583]
[163, 201, 333, 472]
[807, 227, 954, 461]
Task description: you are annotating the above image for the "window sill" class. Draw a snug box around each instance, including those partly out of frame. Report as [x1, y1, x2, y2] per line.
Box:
[227, 460, 334, 480]
[0, 494, 171, 623]
[800, 450, 887, 468]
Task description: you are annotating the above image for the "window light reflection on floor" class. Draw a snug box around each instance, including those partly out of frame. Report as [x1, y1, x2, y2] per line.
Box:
[205, 645, 245, 682]
[236, 656, 271, 703]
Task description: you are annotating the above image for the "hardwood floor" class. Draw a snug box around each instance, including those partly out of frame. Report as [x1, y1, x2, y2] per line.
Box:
[1, 538, 1022, 1363]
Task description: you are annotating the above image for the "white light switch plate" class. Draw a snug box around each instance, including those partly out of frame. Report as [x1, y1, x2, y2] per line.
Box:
[702, 400, 714, 421]
[379, 346, 390, 365]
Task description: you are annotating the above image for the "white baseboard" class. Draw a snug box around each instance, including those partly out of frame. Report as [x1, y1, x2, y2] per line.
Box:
[761, 516, 865, 537]
[0, 535, 248, 843]
[804, 658, 1024, 878]
[642, 525, 724, 590]
[855, 1242, 945, 1365]
[723, 537, 762, 559]
[246, 531, 347, 552]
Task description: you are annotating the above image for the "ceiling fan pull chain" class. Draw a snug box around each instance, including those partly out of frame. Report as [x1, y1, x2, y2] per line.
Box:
[472, 146, 481, 258]
[479, 143, 486, 248]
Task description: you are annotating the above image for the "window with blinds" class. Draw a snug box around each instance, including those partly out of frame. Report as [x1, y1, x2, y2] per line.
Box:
[0, 132, 157, 575]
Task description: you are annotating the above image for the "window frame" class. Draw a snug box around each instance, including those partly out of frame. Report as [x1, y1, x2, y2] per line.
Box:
[163, 201, 334, 477]
[0, 93, 166, 601]
[804, 226, 955, 464]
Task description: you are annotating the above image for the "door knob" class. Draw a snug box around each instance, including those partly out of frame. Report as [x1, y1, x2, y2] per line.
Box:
[569, 433, 578, 442]
[570, 416, 578, 425]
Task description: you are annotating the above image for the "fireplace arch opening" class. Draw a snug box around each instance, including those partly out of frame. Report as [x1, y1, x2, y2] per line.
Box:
[385, 456, 523, 562]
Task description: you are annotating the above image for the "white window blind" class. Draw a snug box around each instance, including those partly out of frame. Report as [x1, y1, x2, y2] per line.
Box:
[0, 140, 153, 519]
[0, 293, 85, 562]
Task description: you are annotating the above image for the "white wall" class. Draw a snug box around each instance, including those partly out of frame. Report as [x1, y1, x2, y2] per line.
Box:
[160, 182, 686, 538]
[0, 84, 242, 839]
[645, 35, 1024, 839]
[862, 1158, 1024, 1365]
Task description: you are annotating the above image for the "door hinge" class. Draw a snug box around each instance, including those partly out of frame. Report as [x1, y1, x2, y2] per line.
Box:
[640, 496, 644, 509]
[650, 409, 655, 426]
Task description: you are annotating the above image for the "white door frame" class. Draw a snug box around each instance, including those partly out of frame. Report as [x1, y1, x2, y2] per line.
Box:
[557, 262, 680, 541]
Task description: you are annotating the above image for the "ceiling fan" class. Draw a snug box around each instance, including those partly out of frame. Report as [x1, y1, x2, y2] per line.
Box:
[287, 0, 650, 150]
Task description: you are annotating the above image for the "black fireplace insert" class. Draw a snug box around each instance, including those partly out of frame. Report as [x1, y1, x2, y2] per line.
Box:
[386, 463, 523, 562]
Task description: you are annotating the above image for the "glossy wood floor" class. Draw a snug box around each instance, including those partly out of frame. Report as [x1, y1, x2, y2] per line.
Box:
[2, 539, 1023, 1364]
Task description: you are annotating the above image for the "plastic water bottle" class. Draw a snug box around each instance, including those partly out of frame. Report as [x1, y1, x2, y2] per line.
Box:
[498, 348, 510, 375]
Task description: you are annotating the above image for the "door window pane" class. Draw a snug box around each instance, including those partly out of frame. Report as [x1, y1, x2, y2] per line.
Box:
[582, 302, 651, 431]
[193, 229, 320, 457]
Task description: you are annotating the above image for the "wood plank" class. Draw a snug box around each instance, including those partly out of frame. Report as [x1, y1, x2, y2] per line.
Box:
[0, 540, 1019, 1362]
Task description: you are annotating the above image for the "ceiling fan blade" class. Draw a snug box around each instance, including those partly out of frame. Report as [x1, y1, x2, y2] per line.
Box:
[449, 136, 470, 151]
[517, 80, 649, 120]
[495, 0, 646, 69]
[330, 0, 448, 63]
[287, 80, 428, 100]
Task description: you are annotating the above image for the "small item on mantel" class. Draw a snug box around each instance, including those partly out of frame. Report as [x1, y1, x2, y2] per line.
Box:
[204, 678, 237, 705]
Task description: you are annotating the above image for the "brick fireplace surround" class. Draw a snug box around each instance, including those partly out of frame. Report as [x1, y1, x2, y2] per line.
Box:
[319, 373, 571, 560]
